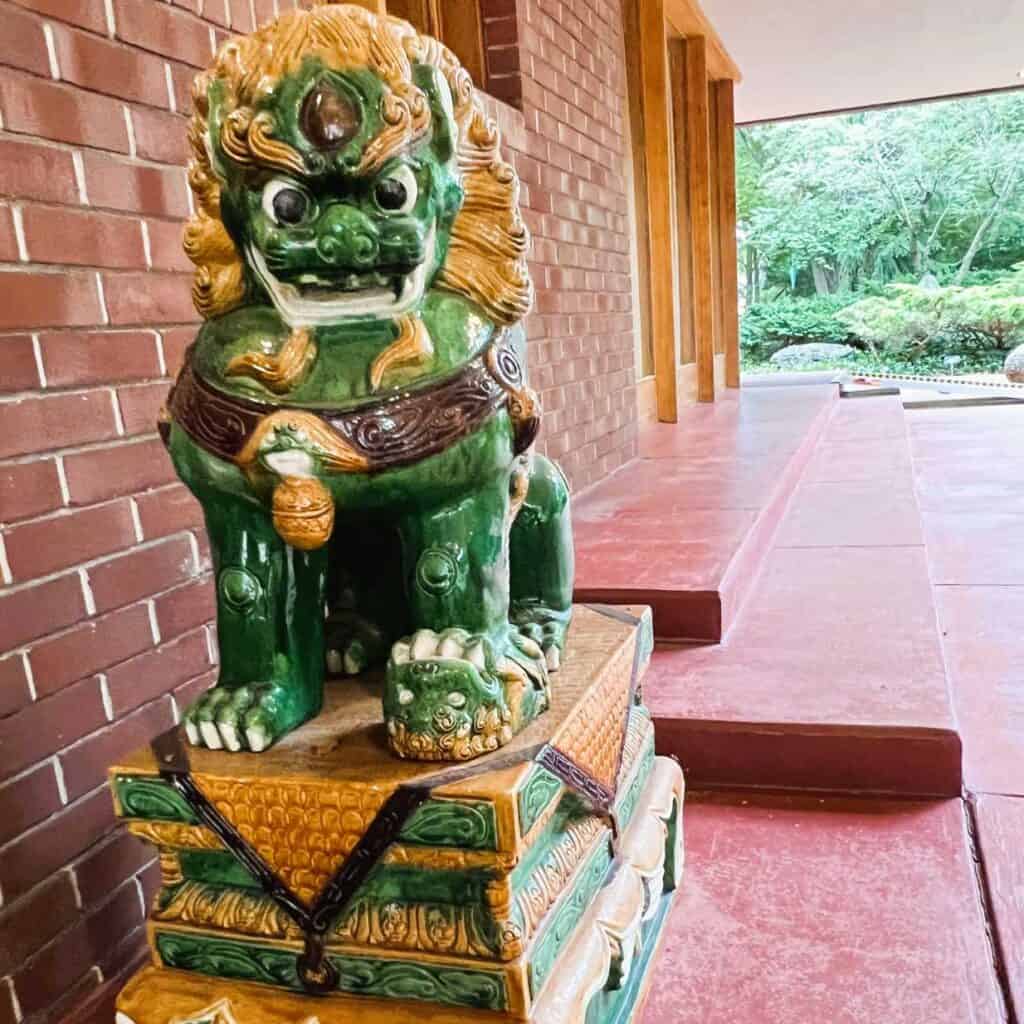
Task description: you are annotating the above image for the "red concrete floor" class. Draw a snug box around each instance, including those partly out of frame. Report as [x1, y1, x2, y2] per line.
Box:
[640, 794, 1004, 1024]
[626, 395, 1024, 1024]
[907, 404, 1024, 795]
[574, 383, 836, 640]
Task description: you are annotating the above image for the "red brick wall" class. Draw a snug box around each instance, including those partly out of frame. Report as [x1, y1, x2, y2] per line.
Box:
[490, 0, 639, 488]
[0, 2, 636, 1021]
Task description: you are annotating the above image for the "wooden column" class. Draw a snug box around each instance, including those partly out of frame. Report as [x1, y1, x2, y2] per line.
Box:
[712, 78, 740, 388]
[683, 35, 715, 403]
[638, 0, 679, 422]
[668, 41, 695, 368]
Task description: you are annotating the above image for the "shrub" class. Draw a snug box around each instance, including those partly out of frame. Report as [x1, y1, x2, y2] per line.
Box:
[740, 295, 858, 360]
[836, 268, 1024, 356]
[836, 285, 944, 354]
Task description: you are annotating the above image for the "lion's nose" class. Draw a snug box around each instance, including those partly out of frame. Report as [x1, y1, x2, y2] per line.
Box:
[316, 204, 380, 269]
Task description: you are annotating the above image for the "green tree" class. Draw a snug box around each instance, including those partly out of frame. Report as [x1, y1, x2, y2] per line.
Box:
[737, 91, 1024, 298]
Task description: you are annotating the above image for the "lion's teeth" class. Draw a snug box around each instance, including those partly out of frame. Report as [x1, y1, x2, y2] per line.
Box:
[410, 630, 438, 660]
[465, 642, 486, 671]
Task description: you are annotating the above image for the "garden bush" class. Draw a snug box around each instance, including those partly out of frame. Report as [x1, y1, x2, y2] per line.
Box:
[740, 294, 858, 361]
[836, 266, 1024, 356]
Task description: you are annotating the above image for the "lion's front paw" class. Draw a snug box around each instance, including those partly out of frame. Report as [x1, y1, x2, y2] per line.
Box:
[383, 627, 552, 762]
[183, 681, 311, 753]
[390, 628, 547, 686]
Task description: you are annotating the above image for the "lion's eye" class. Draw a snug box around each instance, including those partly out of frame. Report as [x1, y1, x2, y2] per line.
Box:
[374, 165, 417, 214]
[263, 180, 310, 225]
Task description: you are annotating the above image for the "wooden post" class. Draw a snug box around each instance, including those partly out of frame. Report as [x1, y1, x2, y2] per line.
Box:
[638, 0, 679, 422]
[683, 35, 715, 403]
[713, 79, 740, 388]
[668, 41, 695, 368]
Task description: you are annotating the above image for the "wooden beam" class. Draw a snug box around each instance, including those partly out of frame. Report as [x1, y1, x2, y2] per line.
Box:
[663, 0, 741, 82]
[638, 0, 679, 422]
[683, 35, 715, 403]
[668, 41, 695, 367]
[623, 0, 655, 380]
[712, 78, 740, 387]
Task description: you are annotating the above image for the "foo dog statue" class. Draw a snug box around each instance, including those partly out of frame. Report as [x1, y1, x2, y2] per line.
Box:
[163, 3, 573, 760]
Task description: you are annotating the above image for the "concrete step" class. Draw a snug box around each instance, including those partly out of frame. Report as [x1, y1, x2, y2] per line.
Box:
[572, 383, 837, 641]
[644, 396, 960, 797]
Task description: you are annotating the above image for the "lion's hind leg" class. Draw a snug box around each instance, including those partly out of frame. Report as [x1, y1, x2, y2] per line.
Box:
[509, 454, 574, 670]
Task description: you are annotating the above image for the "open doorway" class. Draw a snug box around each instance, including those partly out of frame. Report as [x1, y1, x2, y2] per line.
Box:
[736, 90, 1024, 381]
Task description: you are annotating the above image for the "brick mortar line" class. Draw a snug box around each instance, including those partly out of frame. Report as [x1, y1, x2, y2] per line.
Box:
[0, 581, 216, 700]
[0, 323, 194, 341]
[0, 0, 228, 66]
[0, 430, 167, 472]
[1, 662, 214, 820]
[0, 124, 192, 174]
[0, 386, 168, 416]
[1, 871, 154, 981]
[0, 261, 191, 276]
[0, 29, 197, 122]
[0, 778, 111, 855]
[0, 524, 204, 599]
[3, 628, 215, 752]
[59, 645, 214, 758]
[0, 108, 180, 166]
[0, 0, 236, 47]
[0, 194, 191, 226]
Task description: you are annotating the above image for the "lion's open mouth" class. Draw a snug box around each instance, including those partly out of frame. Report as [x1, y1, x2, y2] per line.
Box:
[249, 226, 435, 326]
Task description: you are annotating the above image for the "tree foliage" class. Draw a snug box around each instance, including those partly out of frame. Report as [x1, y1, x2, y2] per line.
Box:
[836, 265, 1024, 355]
[738, 92, 1024, 300]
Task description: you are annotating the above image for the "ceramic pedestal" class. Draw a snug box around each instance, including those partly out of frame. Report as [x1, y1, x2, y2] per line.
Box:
[109, 605, 684, 1024]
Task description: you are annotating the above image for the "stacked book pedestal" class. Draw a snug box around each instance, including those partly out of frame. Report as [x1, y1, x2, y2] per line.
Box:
[110, 606, 684, 1024]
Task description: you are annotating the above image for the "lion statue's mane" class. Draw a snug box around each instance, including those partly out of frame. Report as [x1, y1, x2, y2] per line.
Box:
[183, 2, 533, 329]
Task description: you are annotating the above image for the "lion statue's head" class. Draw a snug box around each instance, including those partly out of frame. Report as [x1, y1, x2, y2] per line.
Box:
[184, 3, 532, 333]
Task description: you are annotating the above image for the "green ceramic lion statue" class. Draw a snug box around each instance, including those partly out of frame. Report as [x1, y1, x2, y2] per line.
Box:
[162, 3, 574, 759]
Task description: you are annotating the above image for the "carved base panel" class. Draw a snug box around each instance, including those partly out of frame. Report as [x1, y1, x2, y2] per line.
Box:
[110, 606, 683, 1023]
[115, 756, 683, 1024]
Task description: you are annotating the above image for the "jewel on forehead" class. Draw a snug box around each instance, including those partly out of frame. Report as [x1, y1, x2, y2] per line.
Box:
[300, 79, 361, 151]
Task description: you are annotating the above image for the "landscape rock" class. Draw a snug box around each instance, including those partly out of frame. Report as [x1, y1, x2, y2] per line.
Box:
[1005, 343, 1024, 382]
[770, 342, 856, 368]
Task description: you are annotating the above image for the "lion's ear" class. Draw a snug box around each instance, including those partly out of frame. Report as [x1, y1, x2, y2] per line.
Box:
[413, 64, 457, 165]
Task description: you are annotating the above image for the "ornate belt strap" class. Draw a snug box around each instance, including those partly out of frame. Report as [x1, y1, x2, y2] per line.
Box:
[166, 331, 537, 472]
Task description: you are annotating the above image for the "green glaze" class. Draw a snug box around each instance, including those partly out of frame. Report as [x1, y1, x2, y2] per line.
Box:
[517, 766, 563, 837]
[585, 798, 682, 1024]
[169, 38, 574, 756]
[509, 793, 590, 897]
[113, 776, 198, 824]
[397, 799, 497, 849]
[176, 848, 497, 905]
[154, 931, 508, 1010]
[351, 862, 493, 907]
[613, 736, 657, 834]
[193, 293, 492, 409]
[178, 850, 264, 891]
[157, 931, 297, 988]
[528, 835, 614, 996]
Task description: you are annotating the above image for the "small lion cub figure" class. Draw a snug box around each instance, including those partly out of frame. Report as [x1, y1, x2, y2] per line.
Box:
[162, 3, 574, 759]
